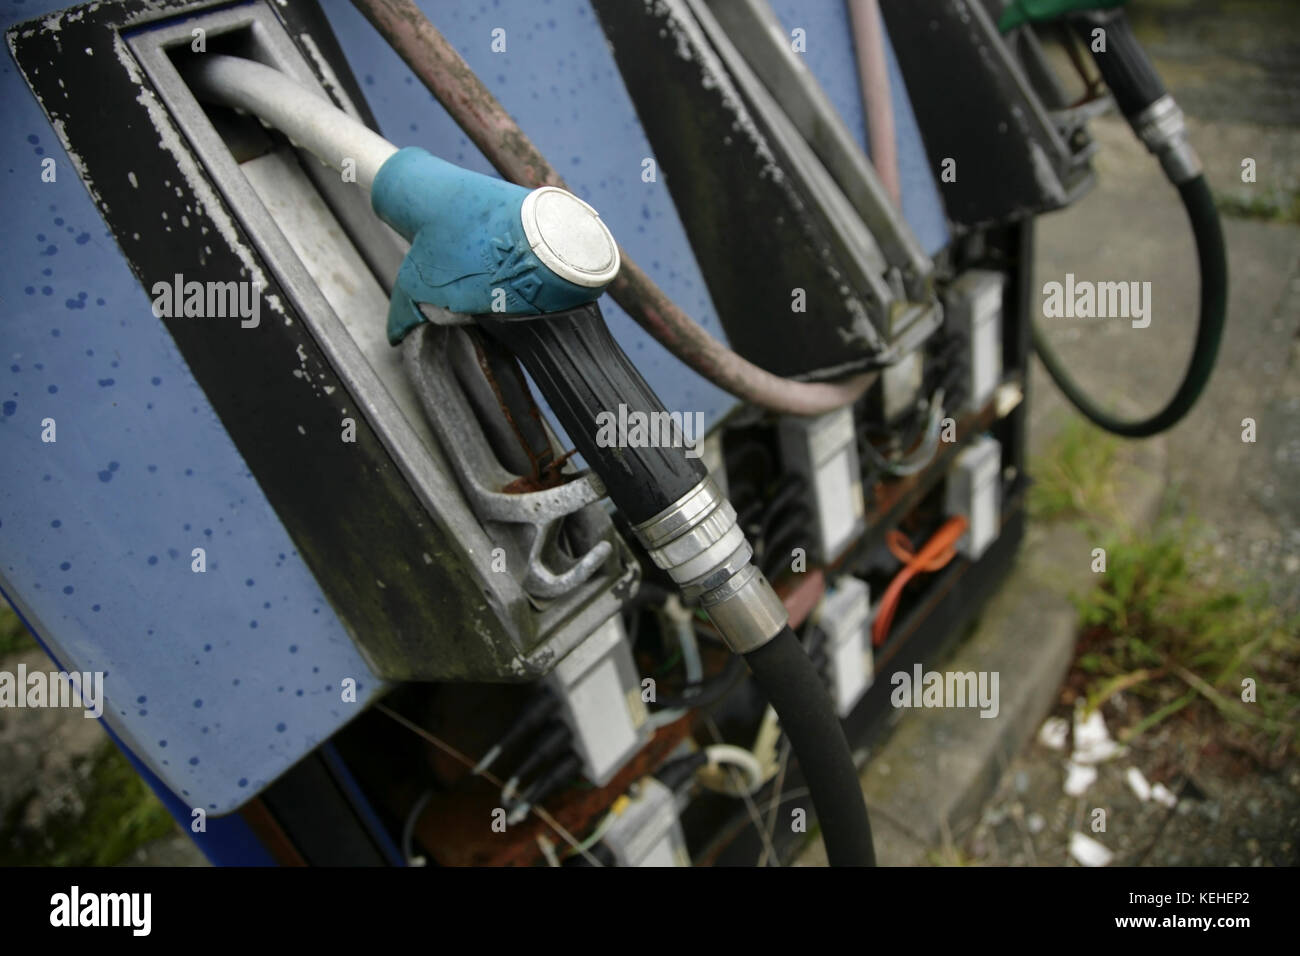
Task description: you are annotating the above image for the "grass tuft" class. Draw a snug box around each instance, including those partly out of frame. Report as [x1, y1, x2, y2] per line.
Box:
[1, 740, 178, 866]
[0, 605, 36, 657]
[1071, 521, 1300, 760]
[1028, 416, 1120, 523]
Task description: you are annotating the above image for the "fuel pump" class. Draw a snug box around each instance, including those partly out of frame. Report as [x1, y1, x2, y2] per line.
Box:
[185, 53, 877, 867]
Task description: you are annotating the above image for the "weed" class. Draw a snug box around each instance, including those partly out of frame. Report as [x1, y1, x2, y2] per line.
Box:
[1028, 416, 1120, 523]
[0, 605, 35, 657]
[1214, 189, 1300, 226]
[0, 739, 178, 866]
[1072, 521, 1300, 760]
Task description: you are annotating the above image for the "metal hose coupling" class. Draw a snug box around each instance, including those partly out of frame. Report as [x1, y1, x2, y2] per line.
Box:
[1130, 96, 1202, 186]
[631, 476, 788, 654]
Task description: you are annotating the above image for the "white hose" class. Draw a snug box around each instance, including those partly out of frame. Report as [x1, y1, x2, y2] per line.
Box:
[704, 744, 765, 796]
[184, 54, 397, 190]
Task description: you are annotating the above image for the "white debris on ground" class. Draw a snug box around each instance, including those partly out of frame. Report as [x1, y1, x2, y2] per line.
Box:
[1071, 706, 1125, 765]
[1151, 782, 1179, 808]
[1069, 832, 1115, 867]
[1063, 760, 1097, 797]
[1125, 766, 1152, 801]
[1036, 715, 1069, 751]
[1036, 707, 1127, 801]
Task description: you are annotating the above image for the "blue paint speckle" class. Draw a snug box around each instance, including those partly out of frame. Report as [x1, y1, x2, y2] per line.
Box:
[97, 378, 115, 387]
[147, 555, 158, 566]
[59, 562, 70, 571]
[275, 723, 286, 733]
[193, 699, 203, 708]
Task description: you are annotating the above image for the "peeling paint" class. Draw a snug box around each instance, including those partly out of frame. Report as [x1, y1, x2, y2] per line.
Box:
[111, 33, 285, 319]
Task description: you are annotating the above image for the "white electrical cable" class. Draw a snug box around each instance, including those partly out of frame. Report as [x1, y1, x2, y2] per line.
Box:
[863, 387, 946, 477]
[663, 596, 703, 685]
[184, 54, 398, 190]
[704, 744, 765, 796]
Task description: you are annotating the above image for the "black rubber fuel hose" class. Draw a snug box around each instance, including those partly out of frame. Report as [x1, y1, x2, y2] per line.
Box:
[744, 626, 876, 866]
[1034, 13, 1228, 438]
[1032, 175, 1226, 437]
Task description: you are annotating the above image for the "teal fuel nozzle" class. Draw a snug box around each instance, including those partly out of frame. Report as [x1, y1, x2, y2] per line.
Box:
[370, 147, 621, 344]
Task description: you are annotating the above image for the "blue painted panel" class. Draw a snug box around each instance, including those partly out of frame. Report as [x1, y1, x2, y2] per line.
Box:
[764, 0, 950, 256]
[0, 0, 386, 817]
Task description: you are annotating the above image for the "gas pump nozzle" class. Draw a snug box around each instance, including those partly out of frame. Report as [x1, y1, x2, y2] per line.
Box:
[370, 145, 787, 655]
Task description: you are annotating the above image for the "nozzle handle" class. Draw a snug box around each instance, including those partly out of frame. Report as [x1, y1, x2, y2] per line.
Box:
[478, 303, 707, 525]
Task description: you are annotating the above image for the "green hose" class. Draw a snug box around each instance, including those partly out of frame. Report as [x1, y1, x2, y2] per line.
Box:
[1032, 175, 1228, 438]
